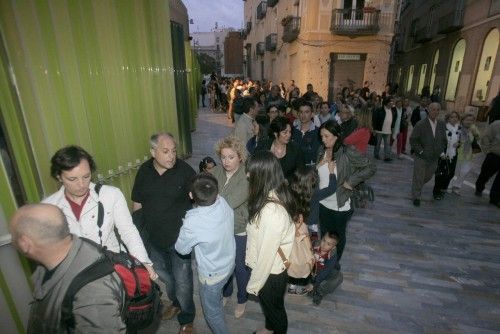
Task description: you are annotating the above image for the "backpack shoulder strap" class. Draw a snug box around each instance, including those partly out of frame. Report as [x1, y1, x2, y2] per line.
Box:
[61, 256, 114, 330]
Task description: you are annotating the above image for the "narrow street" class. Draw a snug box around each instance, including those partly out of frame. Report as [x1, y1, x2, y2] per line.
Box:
[152, 108, 500, 333]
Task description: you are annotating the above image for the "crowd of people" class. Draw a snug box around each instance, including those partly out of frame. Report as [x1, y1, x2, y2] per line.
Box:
[8, 76, 500, 334]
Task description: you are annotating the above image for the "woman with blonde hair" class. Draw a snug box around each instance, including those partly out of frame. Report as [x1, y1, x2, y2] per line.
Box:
[211, 136, 250, 318]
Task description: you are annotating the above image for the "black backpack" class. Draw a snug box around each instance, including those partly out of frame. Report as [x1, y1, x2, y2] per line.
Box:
[61, 184, 162, 331]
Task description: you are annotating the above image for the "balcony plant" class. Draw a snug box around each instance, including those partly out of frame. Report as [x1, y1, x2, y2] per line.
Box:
[363, 0, 377, 13]
[281, 15, 294, 26]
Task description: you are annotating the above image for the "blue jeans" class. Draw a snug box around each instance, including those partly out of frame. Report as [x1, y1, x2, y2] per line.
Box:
[375, 133, 391, 159]
[199, 275, 231, 334]
[223, 235, 250, 304]
[150, 245, 195, 325]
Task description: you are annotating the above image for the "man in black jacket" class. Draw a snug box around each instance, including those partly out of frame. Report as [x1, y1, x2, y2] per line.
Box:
[372, 98, 396, 161]
[410, 96, 429, 127]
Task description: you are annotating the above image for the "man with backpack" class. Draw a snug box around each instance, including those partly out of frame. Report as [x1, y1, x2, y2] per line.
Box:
[10, 204, 126, 333]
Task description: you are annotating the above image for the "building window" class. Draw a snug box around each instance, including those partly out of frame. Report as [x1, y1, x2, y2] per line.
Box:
[406, 65, 414, 94]
[445, 39, 466, 101]
[429, 49, 439, 91]
[417, 64, 427, 97]
[472, 29, 499, 103]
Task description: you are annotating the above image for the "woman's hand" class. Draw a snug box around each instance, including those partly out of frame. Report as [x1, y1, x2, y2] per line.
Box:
[144, 264, 159, 281]
[342, 181, 353, 190]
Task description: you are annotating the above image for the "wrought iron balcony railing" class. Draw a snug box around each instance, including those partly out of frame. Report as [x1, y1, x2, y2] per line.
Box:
[265, 33, 277, 51]
[414, 27, 432, 43]
[256, 42, 265, 55]
[330, 8, 380, 36]
[437, 9, 464, 34]
[257, 1, 267, 20]
[282, 16, 301, 43]
[267, 0, 279, 8]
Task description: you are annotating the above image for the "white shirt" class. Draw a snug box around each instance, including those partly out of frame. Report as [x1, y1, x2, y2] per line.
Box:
[428, 118, 437, 137]
[318, 163, 351, 211]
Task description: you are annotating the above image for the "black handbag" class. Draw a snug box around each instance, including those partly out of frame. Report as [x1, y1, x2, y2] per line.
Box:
[436, 158, 450, 177]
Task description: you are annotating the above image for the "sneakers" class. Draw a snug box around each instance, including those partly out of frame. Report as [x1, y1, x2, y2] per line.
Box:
[234, 302, 246, 318]
[288, 284, 312, 296]
[433, 193, 443, 200]
[413, 199, 421, 207]
[163, 304, 181, 320]
[179, 323, 193, 334]
[384, 158, 393, 162]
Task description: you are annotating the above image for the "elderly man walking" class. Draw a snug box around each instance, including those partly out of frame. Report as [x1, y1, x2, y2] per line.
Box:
[410, 102, 447, 206]
[132, 133, 196, 334]
[10, 204, 126, 333]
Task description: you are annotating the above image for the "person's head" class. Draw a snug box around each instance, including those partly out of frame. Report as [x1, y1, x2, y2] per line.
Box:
[290, 79, 295, 86]
[246, 151, 295, 222]
[319, 120, 343, 153]
[242, 96, 258, 117]
[320, 231, 339, 253]
[420, 96, 428, 106]
[461, 112, 475, 128]
[341, 87, 351, 98]
[269, 116, 292, 145]
[270, 85, 280, 97]
[199, 156, 217, 173]
[306, 83, 314, 92]
[446, 111, 460, 125]
[150, 133, 177, 170]
[382, 97, 393, 109]
[395, 98, 403, 109]
[189, 173, 218, 207]
[339, 104, 354, 122]
[319, 102, 330, 116]
[267, 105, 279, 122]
[355, 106, 373, 132]
[258, 92, 267, 104]
[10, 204, 71, 266]
[296, 98, 313, 125]
[215, 136, 247, 174]
[50, 145, 96, 200]
[403, 98, 410, 107]
[290, 166, 319, 222]
[428, 102, 441, 121]
[255, 114, 270, 138]
[364, 81, 370, 88]
[384, 83, 391, 93]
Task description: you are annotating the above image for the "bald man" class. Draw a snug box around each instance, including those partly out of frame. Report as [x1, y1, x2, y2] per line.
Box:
[409, 102, 447, 206]
[10, 204, 126, 333]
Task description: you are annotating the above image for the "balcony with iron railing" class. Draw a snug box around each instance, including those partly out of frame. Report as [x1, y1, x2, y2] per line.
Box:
[414, 27, 432, 43]
[257, 1, 267, 20]
[330, 8, 380, 36]
[245, 21, 252, 35]
[267, 0, 279, 8]
[437, 9, 464, 34]
[256, 42, 265, 55]
[282, 16, 301, 43]
[265, 33, 277, 51]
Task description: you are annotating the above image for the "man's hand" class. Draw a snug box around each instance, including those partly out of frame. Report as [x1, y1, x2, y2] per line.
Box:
[342, 181, 353, 190]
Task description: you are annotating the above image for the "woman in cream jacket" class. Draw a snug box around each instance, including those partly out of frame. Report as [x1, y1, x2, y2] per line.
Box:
[245, 151, 295, 334]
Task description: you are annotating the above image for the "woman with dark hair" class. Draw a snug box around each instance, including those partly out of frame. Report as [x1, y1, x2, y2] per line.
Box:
[317, 121, 376, 262]
[43, 145, 157, 279]
[255, 116, 304, 180]
[199, 156, 217, 173]
[245, 151, 295, 334]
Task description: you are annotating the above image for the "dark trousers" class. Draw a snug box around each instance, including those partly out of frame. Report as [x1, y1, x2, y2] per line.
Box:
[258, 270, 288, 334]
[476, 153, 500, 204]
[412, 157, 439, 199]
[434, 156, 458, 193]
[223, 235, 250, 304]
[319, 204, 353, 261]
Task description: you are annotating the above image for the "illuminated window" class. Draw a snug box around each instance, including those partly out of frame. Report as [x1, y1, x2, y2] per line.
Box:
[472, 29, 499, 102]
[429, 49, 439, 91]
[445, 39, 466, 101]
[406, 65, 414, 94]
[396, 67, 402, 84]
[417, 64, 427, 96]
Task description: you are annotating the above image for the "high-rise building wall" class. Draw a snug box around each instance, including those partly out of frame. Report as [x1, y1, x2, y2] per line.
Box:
[243, 0, 398, 101]
[224, 32, 244, 75]
[390, 0, 500, 117]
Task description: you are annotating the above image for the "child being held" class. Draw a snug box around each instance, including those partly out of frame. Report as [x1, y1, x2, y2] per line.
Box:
[310, 231, 342, 305]
[175, 173, 235, 334]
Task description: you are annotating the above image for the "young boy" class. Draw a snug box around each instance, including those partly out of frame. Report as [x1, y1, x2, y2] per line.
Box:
[175, 173, 236, 334]
[310, 231, 342, 305]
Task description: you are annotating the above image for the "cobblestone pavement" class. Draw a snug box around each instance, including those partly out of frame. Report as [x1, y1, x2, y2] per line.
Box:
[151, 107, 500, 334]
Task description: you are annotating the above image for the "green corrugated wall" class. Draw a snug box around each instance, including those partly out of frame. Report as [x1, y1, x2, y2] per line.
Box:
[0, 1, 200, 332]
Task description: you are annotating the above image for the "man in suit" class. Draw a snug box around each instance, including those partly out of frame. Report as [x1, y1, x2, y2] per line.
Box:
[410, 102, 447, 206]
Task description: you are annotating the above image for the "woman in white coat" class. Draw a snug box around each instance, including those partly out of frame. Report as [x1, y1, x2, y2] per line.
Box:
[43, 145, 157, 279]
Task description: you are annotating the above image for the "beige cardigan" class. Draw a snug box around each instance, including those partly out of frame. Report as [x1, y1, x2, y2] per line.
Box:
[245, 193, 295, 295]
